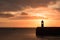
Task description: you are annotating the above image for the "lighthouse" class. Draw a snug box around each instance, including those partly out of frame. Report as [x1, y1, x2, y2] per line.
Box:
[36, 20, 60, 37]
[41, 20, 44, 28]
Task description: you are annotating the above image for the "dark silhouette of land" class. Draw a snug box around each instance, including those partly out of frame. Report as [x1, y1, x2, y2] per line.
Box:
[36, 20, 60, 37]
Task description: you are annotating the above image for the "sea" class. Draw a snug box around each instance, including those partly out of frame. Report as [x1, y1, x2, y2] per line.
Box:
[0, 28, 60, 40]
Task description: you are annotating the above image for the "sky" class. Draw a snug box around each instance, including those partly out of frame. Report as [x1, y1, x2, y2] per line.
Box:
[0, 0, 60, 28]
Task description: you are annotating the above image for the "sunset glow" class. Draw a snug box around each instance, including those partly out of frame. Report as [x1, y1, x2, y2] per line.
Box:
[0, 0, 60, 28]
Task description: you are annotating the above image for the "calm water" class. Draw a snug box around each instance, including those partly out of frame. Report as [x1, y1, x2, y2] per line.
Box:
[0, 28, 60, 40]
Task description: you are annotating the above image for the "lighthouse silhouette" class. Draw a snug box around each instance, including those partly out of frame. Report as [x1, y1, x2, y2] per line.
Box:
[41, 20, 44, 37]
[36, 20, 60, 37]
[41, 20, 44, 28]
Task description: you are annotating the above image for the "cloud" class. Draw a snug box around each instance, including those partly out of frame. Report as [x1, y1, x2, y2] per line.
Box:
[10, 16, 46, 20]
[48, 0, 60, 11]
[0, 0, 57, 12]
[0, 14, 14, 18]
[20, 12, 28, 15]
[0, 0, 59, 19]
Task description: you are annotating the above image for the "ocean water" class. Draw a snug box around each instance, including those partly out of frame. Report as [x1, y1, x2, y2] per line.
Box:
[0, 28, 60, 40]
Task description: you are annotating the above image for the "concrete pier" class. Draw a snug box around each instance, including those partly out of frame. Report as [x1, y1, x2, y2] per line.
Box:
[36, 20, 60, 37]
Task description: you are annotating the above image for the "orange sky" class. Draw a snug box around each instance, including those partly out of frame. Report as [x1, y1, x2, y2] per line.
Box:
[0, 7, 60, 28]
[0, 0, 60, 28]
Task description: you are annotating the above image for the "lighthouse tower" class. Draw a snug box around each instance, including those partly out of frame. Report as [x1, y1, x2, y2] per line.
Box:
[41, 20, 44, 28]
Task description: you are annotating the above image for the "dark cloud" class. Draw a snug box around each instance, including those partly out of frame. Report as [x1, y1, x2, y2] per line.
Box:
[0, 0, 57, 12]
[0, 0, 23, 12]
[0, 14, 14, 18]
[20, 12, 28, 15]
[55, 8, 60, 12]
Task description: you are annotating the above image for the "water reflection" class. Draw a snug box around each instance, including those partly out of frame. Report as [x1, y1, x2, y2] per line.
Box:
[37, 36, 60, 40]
[0, 28, 60, 40]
